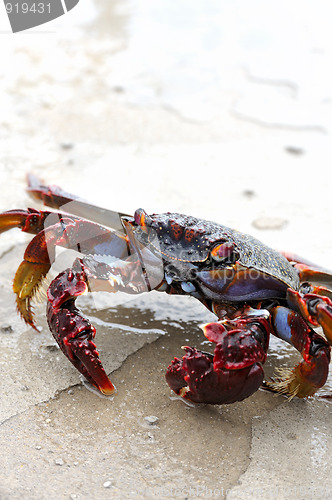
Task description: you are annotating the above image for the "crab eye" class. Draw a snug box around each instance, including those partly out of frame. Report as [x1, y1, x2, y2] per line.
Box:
[134, 209, 151, 233]
[211, 242, 235, 262]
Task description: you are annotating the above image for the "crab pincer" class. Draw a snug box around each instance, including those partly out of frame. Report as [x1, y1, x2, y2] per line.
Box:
[46, 261, 116, 395]
[166, 314, 270, 404]
[46, 252, 151, 395]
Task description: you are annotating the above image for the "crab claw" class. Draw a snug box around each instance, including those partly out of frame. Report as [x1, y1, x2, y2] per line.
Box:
[47, 263, 116, 395]
[47, 301, 115, 395]
[166, 318, 269, 404]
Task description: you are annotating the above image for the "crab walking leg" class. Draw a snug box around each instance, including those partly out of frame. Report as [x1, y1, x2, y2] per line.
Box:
[26, 173, 130, 233]
[0, 209, 129, 327]
[166, 313, 270, 404]
[267, 306, 331, 398]
[0, 208, 51, 235]
[27, 173, 87, 209]
[0, 208, 55, 326]
[287, 289, 332, 345]
[281, 251, 332, 289]
[46, 256, 149, 395]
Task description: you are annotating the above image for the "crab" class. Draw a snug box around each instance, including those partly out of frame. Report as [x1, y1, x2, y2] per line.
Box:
[0, 174, 332, 404]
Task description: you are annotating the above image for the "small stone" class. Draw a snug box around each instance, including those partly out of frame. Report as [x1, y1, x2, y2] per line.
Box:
[60, 142, 74, 150]
[252, 217, 287, 230]
[55, 458, 65, 466]
[243, 189, 255, 198]
[285, 145, 304, 155]
[103, 481, 112, 488]
[144, 415, 159, 425]
[35, 445, 42, 450]
[69, 495, 78, 499]
[147, 432, 155, 442]
[112, 85, 124, 93]
[45, 344, 59, 351]
[0, 325, 13, 334]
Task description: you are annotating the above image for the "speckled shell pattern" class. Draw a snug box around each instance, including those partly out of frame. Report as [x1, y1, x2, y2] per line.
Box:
[136, 212, 300, 290]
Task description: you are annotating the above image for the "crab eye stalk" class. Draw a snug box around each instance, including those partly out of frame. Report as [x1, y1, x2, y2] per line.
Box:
[134, 209, 152, 233]
[211, 242, 235, 262]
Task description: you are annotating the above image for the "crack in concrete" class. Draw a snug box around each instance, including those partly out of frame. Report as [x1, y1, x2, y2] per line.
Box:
[243, 66, 298, 98]
[0, 381, 81, 427]
[225, 399, 288, 499]
[231, 105, 327, 133]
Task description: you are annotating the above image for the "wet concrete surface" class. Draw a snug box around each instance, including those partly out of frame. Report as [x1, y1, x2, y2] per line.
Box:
[1, 0, 332, 499]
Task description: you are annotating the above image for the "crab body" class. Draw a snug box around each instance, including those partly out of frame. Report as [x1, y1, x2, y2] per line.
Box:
[1, 175, 332, 405]
[132, 209, 299, 303]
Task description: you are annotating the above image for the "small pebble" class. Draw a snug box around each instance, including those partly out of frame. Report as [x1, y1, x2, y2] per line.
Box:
[45, 345, 59, 352]
[147, 432, 155, 442]
[35, 445, 42, 450]
[70, 495, 78, 499]
[55, 458, 65, 466]
[243, 189, 255, 198]
[287, 433, 298, 440]
[0, 325, 13, 334]
[60, 142, 74, 150]
[112, 85, 124, 93]
[285, 145, 304, 155]
[103, 481, 112, 488]
[144, 415, 159, 425]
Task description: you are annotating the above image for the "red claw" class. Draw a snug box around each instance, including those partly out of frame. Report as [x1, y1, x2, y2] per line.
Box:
[46, 263, 116, 396]
[166, 318, 270, 404]
[166, 346, 265, 405]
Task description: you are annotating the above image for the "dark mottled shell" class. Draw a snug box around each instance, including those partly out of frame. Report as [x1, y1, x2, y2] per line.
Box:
[135, 211, 299, 290]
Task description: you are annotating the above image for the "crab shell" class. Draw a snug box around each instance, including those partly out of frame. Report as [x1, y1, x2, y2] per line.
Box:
[133, 209, 299, 303]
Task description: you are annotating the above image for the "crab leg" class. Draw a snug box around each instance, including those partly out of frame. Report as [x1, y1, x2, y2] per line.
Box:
[265, 255, 332, 399]
[0, 208, 55, 326]
[267, 305, 331, 398]
[27, 173, 89, 209]
[27, 173, 129, 233]
[0, 208, 51, 235]
[0, 208, 130, 327]
[46, 256, 149, 395]
[287, 289, 332, 344]
[281, 251, 332, 289]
